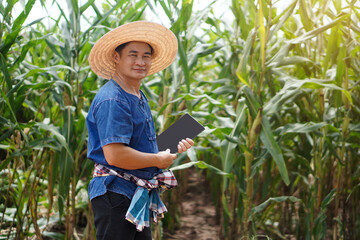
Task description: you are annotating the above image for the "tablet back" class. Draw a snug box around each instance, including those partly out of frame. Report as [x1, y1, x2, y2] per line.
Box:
[157, 113, 205, 153]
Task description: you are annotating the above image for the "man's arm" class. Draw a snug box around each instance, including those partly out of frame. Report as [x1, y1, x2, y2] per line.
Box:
[103, 143, 175, 169]
[103, 138, 194, 170]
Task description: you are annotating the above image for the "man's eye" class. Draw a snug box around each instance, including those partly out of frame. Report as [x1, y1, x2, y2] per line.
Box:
[129, 54, 137, 57]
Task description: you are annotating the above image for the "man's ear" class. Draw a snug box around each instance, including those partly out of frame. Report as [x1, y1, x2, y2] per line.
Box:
[113, 51, 121, 63]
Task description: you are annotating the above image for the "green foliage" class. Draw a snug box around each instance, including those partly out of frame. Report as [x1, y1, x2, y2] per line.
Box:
[1, 0, 360, 239]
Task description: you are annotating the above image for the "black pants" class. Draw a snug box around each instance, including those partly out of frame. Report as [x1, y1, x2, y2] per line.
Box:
[91, 191, 152, 240]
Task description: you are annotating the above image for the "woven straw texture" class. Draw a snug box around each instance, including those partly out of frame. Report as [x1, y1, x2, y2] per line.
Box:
[89, 21, 178, 79]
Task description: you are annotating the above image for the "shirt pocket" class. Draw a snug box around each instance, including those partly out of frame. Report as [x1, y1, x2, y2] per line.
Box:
[137, 99, 157, 142]
[144, 116, 157, 141]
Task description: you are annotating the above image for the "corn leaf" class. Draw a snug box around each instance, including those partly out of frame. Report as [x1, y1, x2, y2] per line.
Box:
[289, 14, 350, 44]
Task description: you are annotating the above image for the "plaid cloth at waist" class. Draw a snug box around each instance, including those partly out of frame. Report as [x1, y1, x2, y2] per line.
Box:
[93, 163, 178, 231]
[93, 163, 177, 191]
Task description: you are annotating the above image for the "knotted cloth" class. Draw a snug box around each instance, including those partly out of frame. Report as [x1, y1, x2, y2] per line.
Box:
[93, 163, 177, 231]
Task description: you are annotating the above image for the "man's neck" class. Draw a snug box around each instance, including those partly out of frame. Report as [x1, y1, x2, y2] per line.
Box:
[113, 74, 141, 98]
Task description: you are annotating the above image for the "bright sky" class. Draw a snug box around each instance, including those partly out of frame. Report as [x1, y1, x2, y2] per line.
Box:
[13, 0, 358, 31]
[14, 0, 234, 28]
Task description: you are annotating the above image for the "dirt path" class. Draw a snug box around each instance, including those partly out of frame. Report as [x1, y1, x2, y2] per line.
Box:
[163, 167, 220, 240]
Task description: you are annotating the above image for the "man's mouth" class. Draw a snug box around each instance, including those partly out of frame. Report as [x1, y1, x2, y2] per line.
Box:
[133, 68, 146, 72]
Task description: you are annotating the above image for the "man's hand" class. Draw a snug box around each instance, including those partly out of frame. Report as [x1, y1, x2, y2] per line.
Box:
[156, 149, 177, 169]
[177, 138, 194, 153]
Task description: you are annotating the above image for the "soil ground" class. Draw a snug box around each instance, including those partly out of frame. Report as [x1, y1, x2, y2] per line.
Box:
[163, 167, 220, 240]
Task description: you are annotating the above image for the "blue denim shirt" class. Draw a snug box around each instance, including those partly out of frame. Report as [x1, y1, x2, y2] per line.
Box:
[86, 79, 161, 200]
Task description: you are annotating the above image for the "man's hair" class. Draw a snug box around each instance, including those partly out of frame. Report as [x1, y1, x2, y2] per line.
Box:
[115, 42, 154, 56]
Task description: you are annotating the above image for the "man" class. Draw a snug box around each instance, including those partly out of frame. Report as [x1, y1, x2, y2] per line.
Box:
[86, 21, 194, 240]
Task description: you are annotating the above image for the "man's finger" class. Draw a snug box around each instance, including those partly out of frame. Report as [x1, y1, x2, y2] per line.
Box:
[185, 138, 194, 146]
[181, 139, 192, 148]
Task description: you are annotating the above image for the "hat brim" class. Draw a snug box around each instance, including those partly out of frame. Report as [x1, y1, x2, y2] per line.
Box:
[89, 21, 178, 80]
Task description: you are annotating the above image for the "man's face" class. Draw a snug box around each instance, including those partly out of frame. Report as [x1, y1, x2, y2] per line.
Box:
[114, 41, 152, 81]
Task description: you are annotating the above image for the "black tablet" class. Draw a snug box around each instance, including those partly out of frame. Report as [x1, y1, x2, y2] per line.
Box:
[157, 113, 205, 153]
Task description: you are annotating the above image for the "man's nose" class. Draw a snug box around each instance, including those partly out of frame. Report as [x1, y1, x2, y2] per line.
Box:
[135, 57, 145, 65]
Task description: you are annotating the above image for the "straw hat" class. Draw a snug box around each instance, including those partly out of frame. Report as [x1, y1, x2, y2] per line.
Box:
[89, 21, 178, 79]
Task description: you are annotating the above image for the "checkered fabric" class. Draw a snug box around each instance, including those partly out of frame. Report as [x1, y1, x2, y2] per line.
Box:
[93, 163, 178, 231]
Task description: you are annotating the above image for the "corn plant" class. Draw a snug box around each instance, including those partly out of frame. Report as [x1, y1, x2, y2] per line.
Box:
[193, 0, 360, 239]
[1, 0, 359, 239]
[1, 0, 150, 239]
